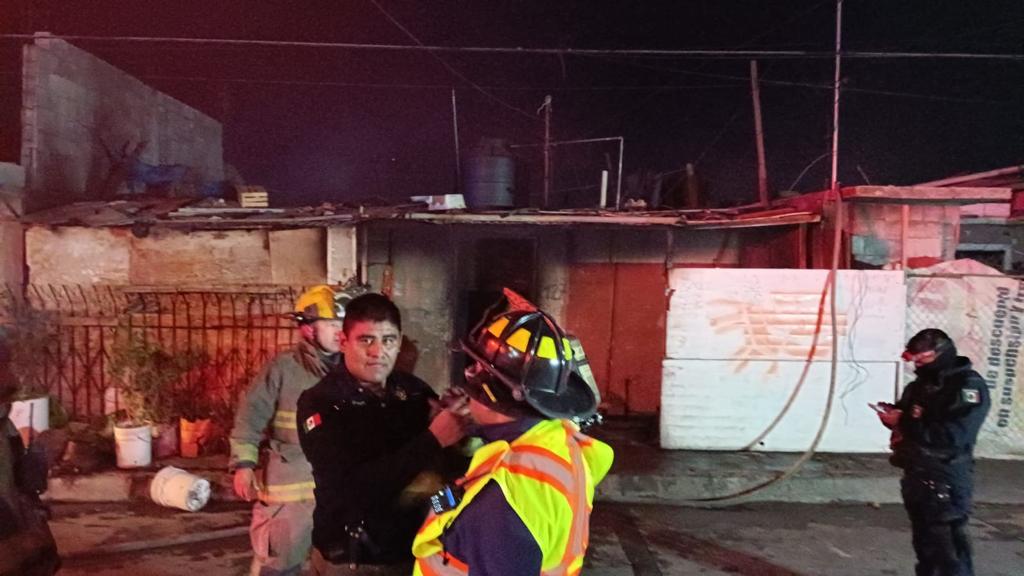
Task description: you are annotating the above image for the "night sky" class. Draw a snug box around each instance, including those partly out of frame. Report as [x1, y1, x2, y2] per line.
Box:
[1, 1, 1022, 207]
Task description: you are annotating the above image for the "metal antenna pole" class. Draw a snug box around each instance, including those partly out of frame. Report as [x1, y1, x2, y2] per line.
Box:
[451, 88, 461, 193]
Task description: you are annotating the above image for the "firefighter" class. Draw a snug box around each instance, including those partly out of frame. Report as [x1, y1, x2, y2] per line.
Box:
[230, 285, 354, 576]
[296, 293, 468, 575]
[412, 305, 615, 576]
[876, 329, 991, 576]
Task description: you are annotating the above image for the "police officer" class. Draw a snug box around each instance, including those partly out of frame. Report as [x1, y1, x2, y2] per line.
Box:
[412, 305, 615, 576]
[230, 285, 353, 576]
[296, 293, 467, 575]
[876, 329, 991, 576]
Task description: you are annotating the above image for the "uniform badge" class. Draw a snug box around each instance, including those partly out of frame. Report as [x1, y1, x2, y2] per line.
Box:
[304, 413, 322, 432]
[962, 389, 980, 404]
[394, 387, 408, 401]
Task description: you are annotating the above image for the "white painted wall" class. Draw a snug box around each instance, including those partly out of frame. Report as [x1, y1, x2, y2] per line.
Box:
[661, 268, 906, 452]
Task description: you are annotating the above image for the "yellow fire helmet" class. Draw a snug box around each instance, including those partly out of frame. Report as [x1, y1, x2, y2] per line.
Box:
[290, 283, 372, 324]
[291, 285, 343, 324]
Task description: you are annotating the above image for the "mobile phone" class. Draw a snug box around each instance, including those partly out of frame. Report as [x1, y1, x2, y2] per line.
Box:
[868, 402, 885, 413]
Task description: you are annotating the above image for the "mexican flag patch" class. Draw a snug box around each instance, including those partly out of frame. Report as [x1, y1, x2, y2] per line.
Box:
[962, 389, 980, 405]
[304, 413, 322, 432]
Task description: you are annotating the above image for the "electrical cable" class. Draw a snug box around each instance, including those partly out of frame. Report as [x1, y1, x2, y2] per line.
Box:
[364, 0, 538, 121]
[1, 32, 1021, 61]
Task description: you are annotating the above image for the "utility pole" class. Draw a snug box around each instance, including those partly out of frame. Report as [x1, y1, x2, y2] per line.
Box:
[750, 60, 769, 206]
[541, 95, 552, 208]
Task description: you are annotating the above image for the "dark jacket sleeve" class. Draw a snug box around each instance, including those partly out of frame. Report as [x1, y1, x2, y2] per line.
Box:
[444, 481, 542, 576]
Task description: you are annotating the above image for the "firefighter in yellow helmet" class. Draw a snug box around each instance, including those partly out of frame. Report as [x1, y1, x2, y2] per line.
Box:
[230, 284, 361, 576]
[411, 301, 614, 576]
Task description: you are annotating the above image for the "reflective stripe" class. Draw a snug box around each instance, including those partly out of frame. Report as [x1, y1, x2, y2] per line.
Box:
[543, 423, 590, 576]
[263, 481, 316, 503]
[487, 316, 510, 338]
[273, 410, 297, 430]
[536, 336, 573, 359]
[231, 440, 259, 464]
[415, 552, 469, 576]
[506, 328, 532, 353]
[413, 420, 612, 575]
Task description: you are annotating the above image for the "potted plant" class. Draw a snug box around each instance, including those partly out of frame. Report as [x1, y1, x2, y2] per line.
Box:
[107, 333, 203, 468]
[1, 305, 56, 446]
[175, 378, 225, 459]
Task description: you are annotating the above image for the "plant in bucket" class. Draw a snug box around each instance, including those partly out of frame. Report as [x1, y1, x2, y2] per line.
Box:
[107, 332, 204, 468]
[174, 379, 227, 459]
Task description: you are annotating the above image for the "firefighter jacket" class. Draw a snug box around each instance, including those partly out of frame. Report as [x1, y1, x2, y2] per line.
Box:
[412, 418, 614, 576]
[296, 363, 441, 564]
[229, 341, 339, 504]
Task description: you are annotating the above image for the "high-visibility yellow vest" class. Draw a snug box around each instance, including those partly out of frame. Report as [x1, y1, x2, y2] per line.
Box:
[412, 419, 614, 576]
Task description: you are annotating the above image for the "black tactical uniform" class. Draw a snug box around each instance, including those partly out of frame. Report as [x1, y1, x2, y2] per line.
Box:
[892, 336, 991, 576]
[295, 363, 442, 566]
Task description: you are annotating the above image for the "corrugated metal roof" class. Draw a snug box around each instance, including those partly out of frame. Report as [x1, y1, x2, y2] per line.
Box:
[20, 198, 819, 230]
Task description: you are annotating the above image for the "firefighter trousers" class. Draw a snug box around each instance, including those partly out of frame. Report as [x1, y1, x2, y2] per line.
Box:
[249, 500, 315, 576]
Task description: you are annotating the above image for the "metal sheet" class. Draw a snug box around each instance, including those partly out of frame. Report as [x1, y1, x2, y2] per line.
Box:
[666, 269, 906, 363]
[661, 359, 896, 452]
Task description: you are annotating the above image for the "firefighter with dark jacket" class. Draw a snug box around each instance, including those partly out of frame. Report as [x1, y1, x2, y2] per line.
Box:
[412, 302, 614, 576]
[876, 329, 991, 576]
[296, 293, 468, 575]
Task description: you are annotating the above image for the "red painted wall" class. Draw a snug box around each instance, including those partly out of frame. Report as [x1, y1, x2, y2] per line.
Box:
[567, 263, 667, 414]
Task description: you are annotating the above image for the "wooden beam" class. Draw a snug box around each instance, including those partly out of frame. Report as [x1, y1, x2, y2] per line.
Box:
[841, 185, 1012, 204]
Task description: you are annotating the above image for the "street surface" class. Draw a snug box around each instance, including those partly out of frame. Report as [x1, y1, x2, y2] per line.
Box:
[51, 501, 1024, 575]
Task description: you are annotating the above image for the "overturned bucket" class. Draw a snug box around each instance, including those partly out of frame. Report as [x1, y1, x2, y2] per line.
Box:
[150, 466, 211, 512]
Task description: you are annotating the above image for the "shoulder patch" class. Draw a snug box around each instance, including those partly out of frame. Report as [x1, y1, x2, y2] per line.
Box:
[304, 412, 322, 432]
[961, 389, 981, 405]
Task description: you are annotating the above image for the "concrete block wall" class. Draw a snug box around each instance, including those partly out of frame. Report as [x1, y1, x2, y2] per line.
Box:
[384, 224, 455, 392]
[849, 204, 961, 267]
[21, 36, 223, 211]
[25, 226, 327, 287]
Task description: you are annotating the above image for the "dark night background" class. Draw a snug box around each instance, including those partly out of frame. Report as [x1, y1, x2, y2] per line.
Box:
[1, 1, 1022, 207]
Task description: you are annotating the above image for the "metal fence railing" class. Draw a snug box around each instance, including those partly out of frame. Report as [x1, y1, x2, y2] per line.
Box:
[0, 283, 304, 422]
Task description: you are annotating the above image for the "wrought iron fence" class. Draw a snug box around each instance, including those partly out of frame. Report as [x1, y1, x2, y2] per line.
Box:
[0, 283, 304, 421]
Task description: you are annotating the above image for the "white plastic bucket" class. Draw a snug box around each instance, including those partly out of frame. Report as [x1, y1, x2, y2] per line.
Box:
[149, 466, 211, 512]
[10, 395, 50, 436]
[114, 423, 152, 468]
[10, 396, 50, 447]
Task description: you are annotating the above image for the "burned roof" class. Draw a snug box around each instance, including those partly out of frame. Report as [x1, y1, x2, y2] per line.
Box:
[20, 196, 819, 231]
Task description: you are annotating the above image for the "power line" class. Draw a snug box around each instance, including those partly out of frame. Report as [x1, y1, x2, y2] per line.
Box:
[591, 54, 1017, 105]
[138, 74, 743, 92]
[1, 33, 1022, 61]
[367, 0, 537, 121]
